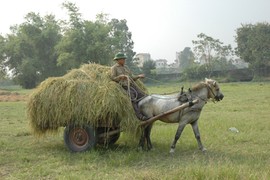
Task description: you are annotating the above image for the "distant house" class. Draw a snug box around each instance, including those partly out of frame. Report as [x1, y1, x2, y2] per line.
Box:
[134, 52, 180, 74]
[134, 53, 151, 67]
[231, 58, 249, 68]
[155, 59, 180, 74]
[155, 59, 168, 68]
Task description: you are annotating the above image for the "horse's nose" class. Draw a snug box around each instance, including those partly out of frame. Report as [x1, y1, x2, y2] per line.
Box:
[219, 94, 224, 100]
[215, 93, 224, 101]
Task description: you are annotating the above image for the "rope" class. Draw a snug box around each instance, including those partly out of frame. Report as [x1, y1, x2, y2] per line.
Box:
[123, 75, 138, 102]
[129, 76, 147, 94]
[125, 75, 132, 99]
[144, 77, 164, 83]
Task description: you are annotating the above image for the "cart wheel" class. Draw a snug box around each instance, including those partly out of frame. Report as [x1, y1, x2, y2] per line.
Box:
[64, 125, 96, 152]
[97, 127, 121, 146]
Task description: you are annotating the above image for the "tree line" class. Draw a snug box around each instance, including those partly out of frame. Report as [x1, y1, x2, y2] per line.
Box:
[178, 23, 270, 81]
[0, 2, 136, 88]
[0, 1, 270, 88]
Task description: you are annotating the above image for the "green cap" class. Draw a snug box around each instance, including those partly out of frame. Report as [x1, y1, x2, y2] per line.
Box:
[113, 52, 127, 60]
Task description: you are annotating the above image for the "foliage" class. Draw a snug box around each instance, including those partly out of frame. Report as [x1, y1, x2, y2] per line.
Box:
[108, 18, 136, 68]
[235, 22, 270, 77]
[181, 60, 238, 82]
[3, 13, 64, 88]
[192, 33, 234, 77]
[1, 1, 136, 88]
[181, 64, 207, 81]
[0, 35, 7, 79]
[55, 2, 113, 68]
[56, 2, 136, 69]
[178, 47, 195, 72]
[211, 57, 236, 71]
[141, 59, 156, 81]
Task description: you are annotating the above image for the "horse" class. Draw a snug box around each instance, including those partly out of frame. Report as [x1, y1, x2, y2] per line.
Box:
[138, 78, 224, 153]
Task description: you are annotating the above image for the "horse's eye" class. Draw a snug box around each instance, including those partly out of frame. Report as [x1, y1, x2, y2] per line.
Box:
[216, 88, 219, 91]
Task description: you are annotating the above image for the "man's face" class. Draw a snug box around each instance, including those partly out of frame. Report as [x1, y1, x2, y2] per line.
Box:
[117, 58, 126, 65]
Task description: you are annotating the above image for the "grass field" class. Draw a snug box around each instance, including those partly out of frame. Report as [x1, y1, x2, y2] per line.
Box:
[0, 81, 270, 179]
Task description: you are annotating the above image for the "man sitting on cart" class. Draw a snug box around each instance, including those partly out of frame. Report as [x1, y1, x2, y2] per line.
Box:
[111, 52, 149, 121]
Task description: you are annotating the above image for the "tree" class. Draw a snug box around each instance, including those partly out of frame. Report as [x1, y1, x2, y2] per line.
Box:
[192, 33, 233, 77]
[56, 3, 136, 69]
[235, 23, 270, 77]
[142, 59, 156, 80]
[55, 2, 86, 69]
[1, 1, 137, 87]
[0, 35, 7, 79]
[56, 3, 112, 67]
[142, 60, 156, 76]
[108, 19, 136, 68]
[84, 14, 113, 65]
[178, 47, 195, 72]
[3, 12, 63, 88]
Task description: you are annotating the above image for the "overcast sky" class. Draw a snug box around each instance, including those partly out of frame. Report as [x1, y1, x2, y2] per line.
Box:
[1, 0, 269, 62]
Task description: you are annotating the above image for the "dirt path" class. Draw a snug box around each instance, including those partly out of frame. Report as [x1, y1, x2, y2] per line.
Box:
[0, 90, 28, 102]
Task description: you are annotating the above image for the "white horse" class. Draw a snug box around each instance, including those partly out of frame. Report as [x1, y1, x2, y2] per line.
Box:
[138, 78, 224, 153]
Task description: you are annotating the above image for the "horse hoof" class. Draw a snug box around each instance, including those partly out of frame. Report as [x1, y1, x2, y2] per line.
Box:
[201, 148, 207, 153]
[137, 146, 143, 152]
[169, 148, 175, 154]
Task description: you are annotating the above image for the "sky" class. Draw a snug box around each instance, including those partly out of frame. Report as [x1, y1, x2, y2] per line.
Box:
[1, 0, 270, 63]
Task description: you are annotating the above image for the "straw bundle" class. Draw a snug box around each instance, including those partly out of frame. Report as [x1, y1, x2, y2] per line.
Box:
[27, 63, 147, 136]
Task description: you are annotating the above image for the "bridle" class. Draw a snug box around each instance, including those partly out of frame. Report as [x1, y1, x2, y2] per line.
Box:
[186, 82, 220, 103]
[206, 82, 221, 102]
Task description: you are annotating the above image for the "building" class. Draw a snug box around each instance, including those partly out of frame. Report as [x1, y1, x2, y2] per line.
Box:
[155, 59, 168, 68]
[231, 58, 249, 68]
[134, 53, 151, 67]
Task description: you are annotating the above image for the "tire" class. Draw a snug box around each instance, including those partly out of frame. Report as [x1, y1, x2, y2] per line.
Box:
[64, 125, 96, 152]
[97, 127, 121, 146]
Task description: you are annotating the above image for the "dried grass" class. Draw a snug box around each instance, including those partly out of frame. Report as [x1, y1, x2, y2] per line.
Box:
[27, 63, 147, 136]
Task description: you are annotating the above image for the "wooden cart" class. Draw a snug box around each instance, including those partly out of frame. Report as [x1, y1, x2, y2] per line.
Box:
[63, 99, 198, 152]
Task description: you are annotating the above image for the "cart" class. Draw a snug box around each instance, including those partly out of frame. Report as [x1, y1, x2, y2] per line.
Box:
[63, 99, 198, 152]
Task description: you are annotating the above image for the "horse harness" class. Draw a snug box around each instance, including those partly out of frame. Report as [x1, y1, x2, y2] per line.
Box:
[178, 82, 218, 104]
[176, 85, 211, 120]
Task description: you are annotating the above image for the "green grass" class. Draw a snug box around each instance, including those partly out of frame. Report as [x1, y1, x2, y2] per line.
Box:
[0, 82, 270, 179]
[0, 85, 32, 95]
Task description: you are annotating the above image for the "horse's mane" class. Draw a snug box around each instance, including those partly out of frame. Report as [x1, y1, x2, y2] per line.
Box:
[191, 79, 213, 91]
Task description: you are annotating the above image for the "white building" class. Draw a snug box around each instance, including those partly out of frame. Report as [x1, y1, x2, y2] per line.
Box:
[231, 58, 249, 68]
[155, 59, 168, 68]
[134, 53, 151, 67]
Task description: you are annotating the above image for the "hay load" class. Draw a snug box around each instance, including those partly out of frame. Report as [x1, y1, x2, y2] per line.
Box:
[27, 63, 147, 135]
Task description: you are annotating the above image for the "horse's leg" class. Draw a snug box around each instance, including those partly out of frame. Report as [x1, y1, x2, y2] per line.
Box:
[138, 128, 145, 150]
[145, 124, 153, 150]
[170, 122, 187, 154]
[191, 120, 207, 152]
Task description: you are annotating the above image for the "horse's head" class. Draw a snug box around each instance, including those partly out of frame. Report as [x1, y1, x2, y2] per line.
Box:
[205, 78, 224, 101]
